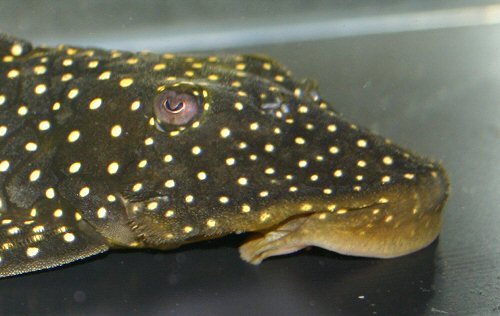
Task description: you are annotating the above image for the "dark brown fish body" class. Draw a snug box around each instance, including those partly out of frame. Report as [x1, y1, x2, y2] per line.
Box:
[0, 34, 449, 278]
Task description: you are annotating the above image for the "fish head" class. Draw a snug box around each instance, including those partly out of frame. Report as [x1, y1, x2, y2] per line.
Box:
[57, 54, 448, 254]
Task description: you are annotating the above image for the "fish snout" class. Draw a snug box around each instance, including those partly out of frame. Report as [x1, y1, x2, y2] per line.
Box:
[412, 161, 450, 224]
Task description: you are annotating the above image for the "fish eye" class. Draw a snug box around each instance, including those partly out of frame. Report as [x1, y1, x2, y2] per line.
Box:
[164, 100, 185, 113]
[154, 87, 202, 127]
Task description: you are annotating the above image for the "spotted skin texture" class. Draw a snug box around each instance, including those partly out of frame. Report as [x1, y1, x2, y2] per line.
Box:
[0, 34, 449, 278]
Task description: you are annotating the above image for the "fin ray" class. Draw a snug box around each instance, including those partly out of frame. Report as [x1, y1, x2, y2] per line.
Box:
[0, 203, 109, 278]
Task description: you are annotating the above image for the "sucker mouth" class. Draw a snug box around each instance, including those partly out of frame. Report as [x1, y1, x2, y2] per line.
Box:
[239, 164, 449, 264]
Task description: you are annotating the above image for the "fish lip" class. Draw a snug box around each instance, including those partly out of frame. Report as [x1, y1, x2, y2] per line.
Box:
[238, 161, 451, 263]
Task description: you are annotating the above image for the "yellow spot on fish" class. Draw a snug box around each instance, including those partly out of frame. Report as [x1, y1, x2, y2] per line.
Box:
[295, 137, 306, 145]
[329, 146, 339, 154]
[381, 176, 391, 184]
[119, 78, 134, 88]
[34, 84, 47, 94]
[265, 144, 275, 152]
[45, 188, 55, 199]
[26, 247, 39, 257]
[383, 156, 393, 165]
[2, 243, 13, 250]
[67, 88, 79, 99]
[298, 105, 308, 113]
[25, 142, 37, 151]
[130, 100, 141, 111]
[379, 197, 389, 203]
[10, 43, 23, 56]
[327, 124, 337, 132]
[61, 73, 73, 81]
[98, 71, 111, 80]
[107, 162, 120, 174]
[63, 233, 76, 243]
[17, 106, 28, 116]
[226, 157, 235, 166]
[29, 169, 41, 182]
[66, 48, 78, 55]
[67, 130, 80, 142]
[219, 196, 229, 204]
[250, 122, 259, 131]
[404, 173, 415, 180]
[191, 146, 202, 155]
[7, 69, 20, 78]
[164, 179, 175, 188]
[333, 169, 343, 177]
[38, 120, 51, 131]
[164, 154, 173, 163]
[62, 58, 73, 66]
[301, 203, 313, 211]
[144, 137, 154, 145]
[357, 139, 367, 148]
[53, 209, 63, 218]
[79, 187, 90, 197]
[264, 168, 275, 175]
[220, 128, 231, 138]
[33, 65, 47, 75]
[274, 75, 284, 82]
[237, 177, 248, 185]
[138, 160, 148, 168]
[110, 125, 122, 137]
[7, 227, 20, 235]
[69, 162, 81, 173]
[260, 212, 271, 222]
[97, 207, 107, 219]
[147, 202, 158, 210]
[153, 63, 166, 71]
[126, 58, 138, 65]
[89, 98, 102, 110]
